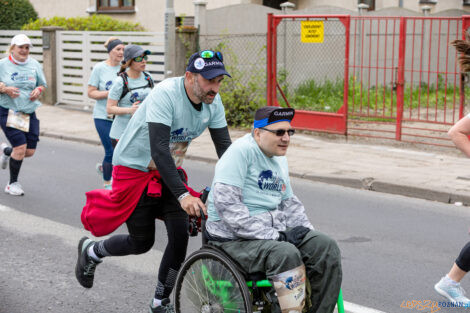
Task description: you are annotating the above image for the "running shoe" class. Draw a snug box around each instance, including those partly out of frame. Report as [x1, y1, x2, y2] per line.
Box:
[435, 276, 470, 306]
[75, 236, 101, 288]
[96, 162, 103, 176]
[149, 298, 175, 313]
[5, 182, 24, 196]
[0, 143, 9, 169]
[104, 183, 112, 190]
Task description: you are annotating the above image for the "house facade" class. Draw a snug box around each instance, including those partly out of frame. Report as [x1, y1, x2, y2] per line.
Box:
[27, 0, 470, 33]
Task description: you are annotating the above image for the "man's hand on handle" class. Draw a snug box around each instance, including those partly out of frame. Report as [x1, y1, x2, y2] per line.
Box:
[179, 195, 207, 217]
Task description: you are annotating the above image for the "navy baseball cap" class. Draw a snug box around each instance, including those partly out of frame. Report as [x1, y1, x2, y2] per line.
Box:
[254, 107, 295, 128]
[186, 51, 231, 80]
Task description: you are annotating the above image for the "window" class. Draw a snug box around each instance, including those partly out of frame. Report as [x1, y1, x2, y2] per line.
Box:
[97, 0, 135, 12]
[418, 0, 437, 4]
[358, 0, 375, 11]
[263, 0, 285, 10]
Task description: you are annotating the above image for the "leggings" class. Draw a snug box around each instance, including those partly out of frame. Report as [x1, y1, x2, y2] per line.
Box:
[93, 118, 113, 181]
[456, 242, 470, 272]
[97, 184, 189, 300]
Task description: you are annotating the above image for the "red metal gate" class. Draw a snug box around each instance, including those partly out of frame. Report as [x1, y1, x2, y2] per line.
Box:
[267, 14, 467, 146]
[267, 14, 350, 134]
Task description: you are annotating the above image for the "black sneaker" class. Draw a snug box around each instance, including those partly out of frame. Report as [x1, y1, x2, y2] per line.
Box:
[75, 236, 102, 288]
[149, 298, 175, 313]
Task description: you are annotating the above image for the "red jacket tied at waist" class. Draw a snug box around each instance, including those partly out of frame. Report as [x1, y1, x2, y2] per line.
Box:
[81, 165, 200, 237]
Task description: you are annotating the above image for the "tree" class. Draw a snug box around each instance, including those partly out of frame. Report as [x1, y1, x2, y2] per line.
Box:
[0, 0, 38, 30]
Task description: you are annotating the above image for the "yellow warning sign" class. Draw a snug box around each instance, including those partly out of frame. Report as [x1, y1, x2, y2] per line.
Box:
[301, 21, 324, 43]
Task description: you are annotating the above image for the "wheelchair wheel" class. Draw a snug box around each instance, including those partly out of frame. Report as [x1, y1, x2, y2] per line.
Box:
[174, 248, 253, 313]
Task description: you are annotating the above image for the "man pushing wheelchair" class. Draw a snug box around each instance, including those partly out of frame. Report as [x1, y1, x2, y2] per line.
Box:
[205, 106, 342, 313]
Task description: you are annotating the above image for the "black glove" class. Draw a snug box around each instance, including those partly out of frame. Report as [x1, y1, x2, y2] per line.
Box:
[278, 226, 311, 246]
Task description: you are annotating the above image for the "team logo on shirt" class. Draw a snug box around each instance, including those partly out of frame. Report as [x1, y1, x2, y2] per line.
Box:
[257, 170, 286, 192]
[105, 80, 113, 90]
[10, 72, 34, 82]
[170, 128, 198, 142]
[130, 92, 140, 103]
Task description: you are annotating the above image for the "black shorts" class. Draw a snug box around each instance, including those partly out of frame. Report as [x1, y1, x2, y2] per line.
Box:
[0, 106, 40, 149]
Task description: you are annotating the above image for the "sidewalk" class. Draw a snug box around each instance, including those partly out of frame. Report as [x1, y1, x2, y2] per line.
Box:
[37, 104, 470, 206]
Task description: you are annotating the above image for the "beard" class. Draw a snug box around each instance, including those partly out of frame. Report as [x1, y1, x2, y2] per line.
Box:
[193, 78, 217, 104]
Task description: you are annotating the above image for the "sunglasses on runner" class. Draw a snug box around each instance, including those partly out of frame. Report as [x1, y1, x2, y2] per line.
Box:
[133, 55, 148, 62]
[260, 127, 295, 137]
[199, 50, 223, 62]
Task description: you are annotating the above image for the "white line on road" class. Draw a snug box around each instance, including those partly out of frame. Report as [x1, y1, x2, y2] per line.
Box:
[344, 301, 388, 313]
[0, 203, 388, 313]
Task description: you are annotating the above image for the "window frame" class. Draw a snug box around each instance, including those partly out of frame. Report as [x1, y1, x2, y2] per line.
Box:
[358, 0, 376, 11]
[97, 0, 135, 13]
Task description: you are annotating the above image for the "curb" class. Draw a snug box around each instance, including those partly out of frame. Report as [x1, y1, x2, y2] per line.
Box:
[40, 131, 470, 206]
[40, 131, 101, 146]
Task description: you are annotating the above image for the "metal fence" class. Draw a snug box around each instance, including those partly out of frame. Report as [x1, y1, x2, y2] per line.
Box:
[200, 33, 267, 95]
[267, 14, 467, 147]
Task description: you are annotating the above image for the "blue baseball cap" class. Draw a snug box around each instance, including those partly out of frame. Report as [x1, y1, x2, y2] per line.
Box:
[186, 51, 231, 80]
[254, 107, 295, 129]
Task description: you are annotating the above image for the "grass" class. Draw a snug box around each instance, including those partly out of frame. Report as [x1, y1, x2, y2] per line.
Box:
[280, 77, 469, 118]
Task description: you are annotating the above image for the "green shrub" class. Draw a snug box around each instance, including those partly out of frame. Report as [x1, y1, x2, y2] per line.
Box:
[22, 15, 144, 31]
[0, 0, 38, 30]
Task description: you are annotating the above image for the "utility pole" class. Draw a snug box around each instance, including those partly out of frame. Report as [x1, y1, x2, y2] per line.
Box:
[164, 0, 176, 78]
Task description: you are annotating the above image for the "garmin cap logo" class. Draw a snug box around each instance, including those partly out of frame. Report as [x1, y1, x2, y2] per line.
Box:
[273, 111, 294, 117]
[194, 58, 205, 70]
[204, 61, 223, 67]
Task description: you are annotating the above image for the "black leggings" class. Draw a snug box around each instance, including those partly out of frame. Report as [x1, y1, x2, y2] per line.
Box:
[98, 183, 189, 300]
[456, 242, 470, 272]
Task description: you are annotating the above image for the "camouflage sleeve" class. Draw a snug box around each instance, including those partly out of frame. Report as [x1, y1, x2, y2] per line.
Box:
[279, 195, 314, 230]
[213, 182, 279, 240]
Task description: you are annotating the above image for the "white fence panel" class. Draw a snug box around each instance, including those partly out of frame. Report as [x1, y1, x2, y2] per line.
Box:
[57, 31, 165, 109]
[0, 30, 43, 63]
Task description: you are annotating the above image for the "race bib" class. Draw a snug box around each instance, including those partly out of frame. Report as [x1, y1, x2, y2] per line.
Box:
[271, 264, 307, 313]
[6, 109, 30, 132]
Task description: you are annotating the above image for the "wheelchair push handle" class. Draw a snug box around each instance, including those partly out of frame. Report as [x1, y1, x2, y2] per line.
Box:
[199, 186, 210, 221]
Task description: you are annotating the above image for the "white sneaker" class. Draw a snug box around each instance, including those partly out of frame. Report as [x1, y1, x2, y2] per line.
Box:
[0, 143, 9, 169]
[435, 276, 470, 306]
[5, 182, 24, 196]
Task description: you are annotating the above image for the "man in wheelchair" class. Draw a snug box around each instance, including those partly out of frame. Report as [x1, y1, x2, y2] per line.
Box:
[204, 106, 342, 313]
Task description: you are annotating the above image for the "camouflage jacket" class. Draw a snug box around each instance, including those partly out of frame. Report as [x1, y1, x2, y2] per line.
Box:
[205, 182, 314, 240]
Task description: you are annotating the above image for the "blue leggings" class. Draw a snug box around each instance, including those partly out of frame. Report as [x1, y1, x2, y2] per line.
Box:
[94, 118, 113, 181]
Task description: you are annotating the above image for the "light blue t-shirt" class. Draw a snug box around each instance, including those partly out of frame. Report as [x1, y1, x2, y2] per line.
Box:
[88, 61, 120, 121]
[108, 72, 152, 140]
[112, 76, 227, 171]
[207, 134, 294, 221]
[0, 57, 47, 113]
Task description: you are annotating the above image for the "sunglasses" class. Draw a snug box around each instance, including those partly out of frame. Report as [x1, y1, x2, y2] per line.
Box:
[133, 55, 148, 62]
[260, 127, 295, 137]
[199, 50, 223, 62]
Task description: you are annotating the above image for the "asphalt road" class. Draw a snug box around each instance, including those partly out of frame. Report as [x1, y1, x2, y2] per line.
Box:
[1, 136, 469, 313]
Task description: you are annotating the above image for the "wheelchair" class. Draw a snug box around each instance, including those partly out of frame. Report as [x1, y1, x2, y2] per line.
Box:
[173, 187, 345, 313]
